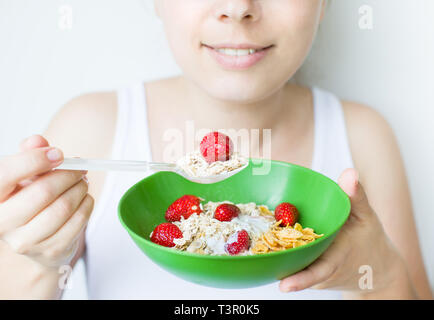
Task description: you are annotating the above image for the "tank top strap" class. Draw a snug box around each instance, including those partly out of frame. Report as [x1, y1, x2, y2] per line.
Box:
[311, 87, 354, 182]
[85, 83, 151, 239]
[116, 83, 152, 162]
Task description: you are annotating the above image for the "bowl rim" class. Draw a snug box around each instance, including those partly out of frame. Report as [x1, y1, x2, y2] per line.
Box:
[118, 159, 351, 260]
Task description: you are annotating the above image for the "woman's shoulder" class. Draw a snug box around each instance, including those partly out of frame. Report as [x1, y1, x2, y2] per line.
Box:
[340, 99, 401, 184]
[341, 99, 396, 152]
[44, 91, 118, 159]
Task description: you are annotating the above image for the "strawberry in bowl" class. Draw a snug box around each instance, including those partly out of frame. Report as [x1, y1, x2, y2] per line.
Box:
[274, 202, 299, 227]
[165, 195, 203, 222]
[225, 230, 250, 255]
[214, 203, 240, 222]
[150, 223, 183, 248]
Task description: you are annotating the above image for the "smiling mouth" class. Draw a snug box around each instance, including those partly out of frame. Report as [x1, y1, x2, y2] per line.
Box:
[202, 44, 274, 57]
[201, 43, 274, 70]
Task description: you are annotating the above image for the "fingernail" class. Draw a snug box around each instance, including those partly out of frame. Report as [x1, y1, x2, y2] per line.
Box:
[353, 169, 360, 185]
[46, 148, 63, 162]
[283, 286, 296, 293]
[83, 176, 89, 184]
[24, 135, 38, 146]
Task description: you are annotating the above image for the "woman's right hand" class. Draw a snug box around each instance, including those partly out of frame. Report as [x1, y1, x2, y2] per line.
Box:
[0, 135, 94, 271]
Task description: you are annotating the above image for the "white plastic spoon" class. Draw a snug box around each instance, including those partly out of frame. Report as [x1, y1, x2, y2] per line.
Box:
[57, 158, 248, 184]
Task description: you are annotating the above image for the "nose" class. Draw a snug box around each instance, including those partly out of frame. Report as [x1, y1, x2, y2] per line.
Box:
[214, 0, 261, 23]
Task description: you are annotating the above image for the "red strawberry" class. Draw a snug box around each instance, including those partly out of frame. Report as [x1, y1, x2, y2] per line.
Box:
[150, 223, 183, 248]
[274, 202, 299, 227]
[165, 195, 203, 222]
[200, 131, 234, 164]
[214, 203, 240, 222]
[224, 230, 250, 255]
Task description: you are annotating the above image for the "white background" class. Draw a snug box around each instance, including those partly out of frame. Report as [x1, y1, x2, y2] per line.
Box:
[0, 0, 433, 299]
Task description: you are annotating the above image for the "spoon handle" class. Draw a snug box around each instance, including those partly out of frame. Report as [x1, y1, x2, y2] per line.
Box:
[58, 158, 176, 172]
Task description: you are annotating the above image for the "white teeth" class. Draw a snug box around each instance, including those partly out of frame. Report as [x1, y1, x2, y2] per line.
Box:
[216, 48, 258, 56]
[236, 49, 251, 56]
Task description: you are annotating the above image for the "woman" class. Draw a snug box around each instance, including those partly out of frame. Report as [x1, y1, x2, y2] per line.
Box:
[0, 0, 431, 299]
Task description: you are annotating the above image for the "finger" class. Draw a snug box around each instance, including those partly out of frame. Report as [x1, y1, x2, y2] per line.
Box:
[0, 147, 64, 201]
[17, 136, 51, 189]
[338, 168, 359, 198]
[35, 195, 94, 260]
[19, 135, 50, 152]
[0, 170, 87, 234]
[279, 256, 338, 292]
[337, 168, 372, 220]
[3, 179, 89, 249]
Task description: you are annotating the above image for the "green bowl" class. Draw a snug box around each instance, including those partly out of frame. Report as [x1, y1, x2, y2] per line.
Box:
[118, 159, 350, 289]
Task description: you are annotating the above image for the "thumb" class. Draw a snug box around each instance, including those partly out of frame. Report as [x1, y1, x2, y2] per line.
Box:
[338, 168, 372, 219]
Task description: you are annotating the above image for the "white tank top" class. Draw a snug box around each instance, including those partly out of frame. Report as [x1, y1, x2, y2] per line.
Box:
[84, 83, 354, 299]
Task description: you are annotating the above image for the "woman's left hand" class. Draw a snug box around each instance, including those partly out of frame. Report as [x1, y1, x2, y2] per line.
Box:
[279, 168, 417, 299]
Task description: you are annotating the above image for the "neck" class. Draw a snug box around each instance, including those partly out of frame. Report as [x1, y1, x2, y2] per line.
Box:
[178, 77, 293, 131]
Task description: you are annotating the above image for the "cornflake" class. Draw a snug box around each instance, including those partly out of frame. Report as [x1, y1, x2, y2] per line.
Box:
[251, 222, 323, 254]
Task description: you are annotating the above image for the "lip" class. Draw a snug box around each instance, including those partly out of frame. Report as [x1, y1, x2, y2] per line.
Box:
[202, 43, 274, 70]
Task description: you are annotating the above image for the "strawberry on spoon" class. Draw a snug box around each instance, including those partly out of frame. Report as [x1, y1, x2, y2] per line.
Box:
[200, 131, 234, 163]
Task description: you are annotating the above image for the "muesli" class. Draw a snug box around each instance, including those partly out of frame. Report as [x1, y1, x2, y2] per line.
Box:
[150, 196, 323, 256]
